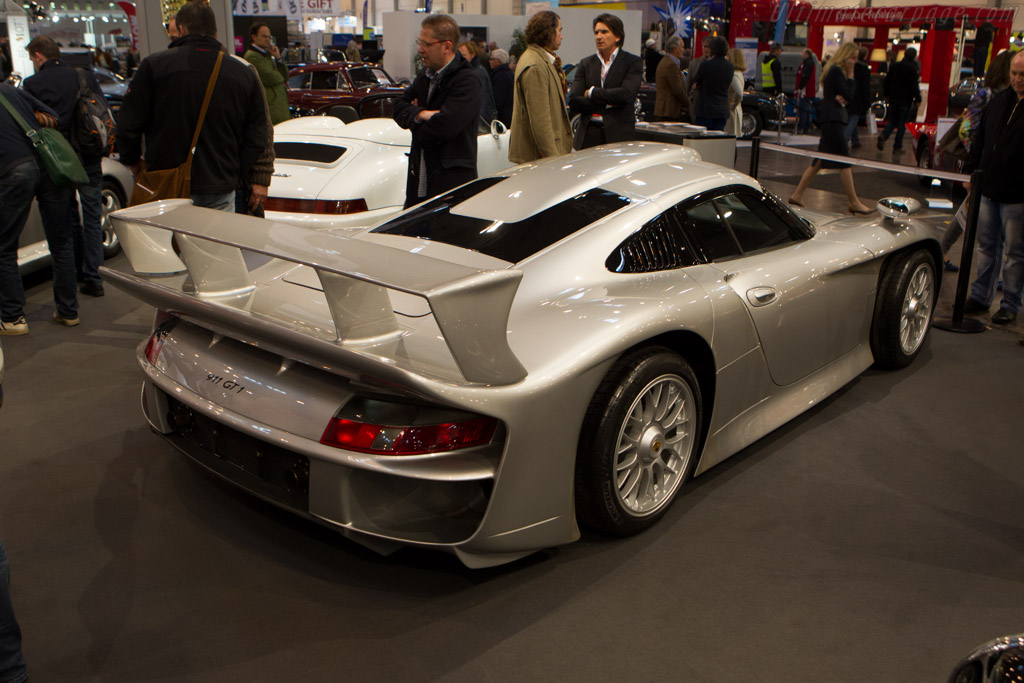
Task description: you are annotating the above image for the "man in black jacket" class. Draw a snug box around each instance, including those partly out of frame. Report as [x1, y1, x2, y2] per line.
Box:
[962, 51, 1024, 326]
[568, 13, 642, 150]
[117, 2, 267, 212]
[489, 48, 514, 128]
[844, 47, 871, 148]
[393, 14, 480, 208]
[0, 84, 77, 335]
[876, 47, 920, 152]
[24, 36, 109, 298]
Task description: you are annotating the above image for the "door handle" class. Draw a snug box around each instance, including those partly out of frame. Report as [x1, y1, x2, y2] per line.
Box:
[746, 287, 777, 307]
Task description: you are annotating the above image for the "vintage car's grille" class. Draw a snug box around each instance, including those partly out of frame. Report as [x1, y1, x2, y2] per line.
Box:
[164, 396, 310, 512]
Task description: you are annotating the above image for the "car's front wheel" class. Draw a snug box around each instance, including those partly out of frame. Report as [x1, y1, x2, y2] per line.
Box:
[101, 178, 125, 258]
[575, 347, 702, 535]
[871, 249, 936, 369]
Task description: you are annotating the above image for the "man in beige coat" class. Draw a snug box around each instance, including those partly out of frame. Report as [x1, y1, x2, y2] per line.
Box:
[509, 11, 572, 164]
[654, 35, 689, 121]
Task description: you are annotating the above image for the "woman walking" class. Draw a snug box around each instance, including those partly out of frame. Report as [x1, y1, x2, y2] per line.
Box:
[724, 48, 746, 135]
[788, 42, 873, 214]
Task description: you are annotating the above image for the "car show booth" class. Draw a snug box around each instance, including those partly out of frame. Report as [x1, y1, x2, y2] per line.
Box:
[726, 0, 1018, 122]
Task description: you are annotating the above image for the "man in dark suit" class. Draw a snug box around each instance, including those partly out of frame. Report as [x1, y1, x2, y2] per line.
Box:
[568, 13, 642, 150]
[653, 35, 689, 121]
[393, 14, 481, 208]
[877, 47, 921, 152]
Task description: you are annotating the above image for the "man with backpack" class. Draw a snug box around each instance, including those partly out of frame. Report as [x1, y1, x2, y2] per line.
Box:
[24, 36, 111, 299]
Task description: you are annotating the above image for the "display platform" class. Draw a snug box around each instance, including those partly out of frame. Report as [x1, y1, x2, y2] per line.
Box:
[635, 122, 737, 167]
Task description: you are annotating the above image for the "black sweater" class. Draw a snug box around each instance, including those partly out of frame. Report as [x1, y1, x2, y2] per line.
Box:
[117, 34, 268, 194]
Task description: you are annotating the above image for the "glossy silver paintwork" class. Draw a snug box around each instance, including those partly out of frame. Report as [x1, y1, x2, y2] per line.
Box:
[104, 143, 943, 567]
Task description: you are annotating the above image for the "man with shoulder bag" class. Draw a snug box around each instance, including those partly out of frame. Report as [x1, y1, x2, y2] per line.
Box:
[117, 1, 268, 212]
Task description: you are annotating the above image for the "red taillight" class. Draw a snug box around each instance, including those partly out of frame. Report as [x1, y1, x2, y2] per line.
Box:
[320, 416, 497, 455]
[144, 313, 175, 365]
[264, 197, 368, 214]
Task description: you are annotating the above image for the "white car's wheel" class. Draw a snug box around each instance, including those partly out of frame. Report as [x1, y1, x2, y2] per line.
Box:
[575, 347, 702, 535]
[101, 178, 125, 258]
[871, 250, 936, 369]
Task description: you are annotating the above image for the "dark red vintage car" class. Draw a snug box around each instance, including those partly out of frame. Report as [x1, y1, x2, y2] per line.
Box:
[286, 62, 406, 118]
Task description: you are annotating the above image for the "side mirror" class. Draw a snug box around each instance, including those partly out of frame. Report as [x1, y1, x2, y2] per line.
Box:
[490, 118, 507, 138]
[877, 197, 922, 219]
[948, 634, 1024, 683]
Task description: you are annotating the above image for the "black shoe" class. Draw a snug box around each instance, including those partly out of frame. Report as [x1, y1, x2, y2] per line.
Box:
[943, 259, 959, 272]
[991, 308, 1017, 325]
[963, 298, 990, 314]
[79, 282, 105, 297]
[851, 142, 862, 149]
[892, 145, 903, 152]
[876, 137, 885, 150]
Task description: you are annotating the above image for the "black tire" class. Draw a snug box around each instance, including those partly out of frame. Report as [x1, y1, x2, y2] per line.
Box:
[916, 138, 934, 188]
[575, 347, 703, 535]
[101, 178, 125, 258]
[742, 109, 763, 137]
[871, 250, 936, 370]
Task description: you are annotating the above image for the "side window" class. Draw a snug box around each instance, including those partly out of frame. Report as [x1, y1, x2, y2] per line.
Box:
[606, 211, 699, 273]
[684, 201, 742, 261]
[287, 73, 309, 89]
[717, 191, 801, 253]
[310, 71, 339, 90]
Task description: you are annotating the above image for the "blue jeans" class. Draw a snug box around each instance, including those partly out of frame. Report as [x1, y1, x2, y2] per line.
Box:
[0, 160, 77, 322]
[191, 191, 236, 213]
[797, 97, 816, 132]
[0, 539, 27, 683]
[71, 158, 104, 287]
[844, 112, 860, 145]
[969, 196, 1024, 314]
[880, 103, 911, 149]
[695, 116, 727, 132]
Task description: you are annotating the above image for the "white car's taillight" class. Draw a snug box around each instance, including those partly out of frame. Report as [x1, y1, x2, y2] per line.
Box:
[264, 197, 369, 214]
[144, 313, 176, 365]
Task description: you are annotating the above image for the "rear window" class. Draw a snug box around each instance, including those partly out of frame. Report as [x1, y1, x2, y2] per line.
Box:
[348, 67, 393, 87]
[372, 179, 631, 263]
[273, 142, 346, 163]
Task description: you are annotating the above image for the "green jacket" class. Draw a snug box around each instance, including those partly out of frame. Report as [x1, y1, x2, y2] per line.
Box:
[243, 47, 290, 124]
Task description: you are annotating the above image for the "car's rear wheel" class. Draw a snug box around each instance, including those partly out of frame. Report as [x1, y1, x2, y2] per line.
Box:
[575, 347, 702, 535]
[741, 109, 763, 137]
[101, 178, 125, 258]
[871, 250, 936, 369]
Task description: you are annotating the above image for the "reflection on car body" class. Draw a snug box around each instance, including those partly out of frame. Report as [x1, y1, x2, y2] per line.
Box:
[102, 143, 943, 568]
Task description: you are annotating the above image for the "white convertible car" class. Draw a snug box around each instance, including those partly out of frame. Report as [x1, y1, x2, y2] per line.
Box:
[103, 144, 942, 568]
[264, 117, 513, 231]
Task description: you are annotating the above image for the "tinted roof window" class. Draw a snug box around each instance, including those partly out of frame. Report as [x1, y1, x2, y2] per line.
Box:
[273, 143, 346, 163]
[372, 180, 630, 262]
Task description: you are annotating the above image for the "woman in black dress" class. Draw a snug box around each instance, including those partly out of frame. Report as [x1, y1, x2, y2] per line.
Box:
[788, 42, 873, 214]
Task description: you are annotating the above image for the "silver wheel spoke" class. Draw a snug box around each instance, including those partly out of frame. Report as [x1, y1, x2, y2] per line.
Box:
[611, 372, 697, 516]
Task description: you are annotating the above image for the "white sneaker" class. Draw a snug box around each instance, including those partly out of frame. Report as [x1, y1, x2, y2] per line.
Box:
[53, 312, 80, 327]
[0, 316, 28, 335]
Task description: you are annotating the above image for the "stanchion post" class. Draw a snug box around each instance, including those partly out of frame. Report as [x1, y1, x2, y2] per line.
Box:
[934, 169, 986, 334]
[749, 136, 761, 179]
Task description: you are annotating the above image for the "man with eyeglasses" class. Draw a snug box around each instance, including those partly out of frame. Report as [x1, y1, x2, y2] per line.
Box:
[393, 14, 481, 208]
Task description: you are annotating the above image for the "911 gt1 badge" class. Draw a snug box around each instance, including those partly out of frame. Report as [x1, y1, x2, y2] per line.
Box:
[206, 373, 245, 394]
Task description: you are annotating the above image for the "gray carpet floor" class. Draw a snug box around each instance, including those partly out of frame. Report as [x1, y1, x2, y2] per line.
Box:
[1, 137, 1023, 682]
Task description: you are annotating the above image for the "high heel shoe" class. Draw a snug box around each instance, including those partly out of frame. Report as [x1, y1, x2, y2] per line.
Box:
[788, 197, 804, 207]
[849, 205, 873, 215]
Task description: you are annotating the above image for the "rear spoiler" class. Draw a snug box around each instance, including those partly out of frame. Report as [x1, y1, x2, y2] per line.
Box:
[100, 200, 527, 385]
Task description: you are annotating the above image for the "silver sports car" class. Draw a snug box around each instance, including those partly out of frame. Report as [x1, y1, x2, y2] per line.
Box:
[102, 144, 942, 568]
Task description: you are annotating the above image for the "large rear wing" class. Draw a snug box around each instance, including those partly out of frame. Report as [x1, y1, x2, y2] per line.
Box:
[100, 201, 526, 385]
